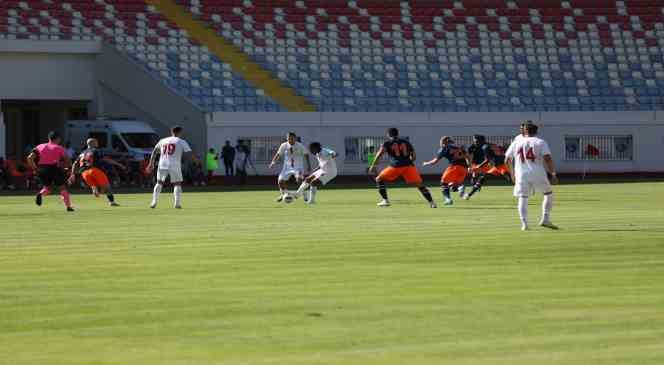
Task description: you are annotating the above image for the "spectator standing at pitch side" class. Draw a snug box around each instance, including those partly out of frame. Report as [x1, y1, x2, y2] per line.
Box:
[221, 140, 235, 176]
[206, 148, 219, 182]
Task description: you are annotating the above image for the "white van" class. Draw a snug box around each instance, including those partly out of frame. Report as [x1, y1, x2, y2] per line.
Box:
[64, 119, 160, 161]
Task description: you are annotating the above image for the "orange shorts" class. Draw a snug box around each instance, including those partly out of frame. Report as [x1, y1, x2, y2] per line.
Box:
[472, 163, 491, 175]
[442, 165, 468, 186]
[378, 166, 423, 185]
[488, 164, 510, 176]
[81, 167, 110, 188]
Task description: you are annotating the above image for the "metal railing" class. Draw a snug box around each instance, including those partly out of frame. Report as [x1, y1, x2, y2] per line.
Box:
[564, 135, 633, 161]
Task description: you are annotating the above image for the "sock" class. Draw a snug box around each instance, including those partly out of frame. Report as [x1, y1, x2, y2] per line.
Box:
[468, 176, 485, 197]
[39, 187, 50, 196]
[442, 185, 451, 200]
[518, 196, 529, 226]
[60, 190, 71, 208]
[174, 185, 182, 207]
[377, 181, 388, 200]
[542, 193, 553, 222]
[296, 182, 310, 196]
[309, 186, 318, 202]
[152, 183, 163, 204]
[418, 186, 434, 202]
[106, 193, 115, 203]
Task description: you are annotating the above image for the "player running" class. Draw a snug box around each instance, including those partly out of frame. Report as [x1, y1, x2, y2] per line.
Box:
[464, 137, 511, 200]
[269, 132, 311, 202]
[146, 126, 192, 209]
[423, 136, 471, 206]
[368, 128, 436, 208]
[291, 142, 337, 204]
[505, 122, 558, 231]
[27, 131, 74, 212]
[465, 134, 490, 199]
[68, 138, 125, 206]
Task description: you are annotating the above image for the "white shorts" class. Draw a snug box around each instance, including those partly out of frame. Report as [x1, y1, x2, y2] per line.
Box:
[278, 167, 305, 182]
[514, 175, 552, 197]
[311, 169, 337, 185]
[157, 168, 183, 183]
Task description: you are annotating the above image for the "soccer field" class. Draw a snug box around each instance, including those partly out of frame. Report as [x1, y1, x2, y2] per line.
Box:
[1, 182, 663, 365]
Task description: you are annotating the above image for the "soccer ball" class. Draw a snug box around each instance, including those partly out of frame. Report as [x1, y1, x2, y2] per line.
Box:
[282, 193, 295, 204]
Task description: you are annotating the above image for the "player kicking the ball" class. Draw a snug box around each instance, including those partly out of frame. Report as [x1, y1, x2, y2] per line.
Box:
[290, 142, 337, 204]
[146, 126, 192, 209]
[68, 138, 125, 206]
[368, 128, 436, 208]
[422, 136, 471, 206]
[269, 132, 311, 202]
[505, 122, 558, 231]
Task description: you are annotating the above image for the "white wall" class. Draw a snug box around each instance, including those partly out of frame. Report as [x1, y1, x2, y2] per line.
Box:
[0, 52, 97, 100]
[208, 111, 664, 174]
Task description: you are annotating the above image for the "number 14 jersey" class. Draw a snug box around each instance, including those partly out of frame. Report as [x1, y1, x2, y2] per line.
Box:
[505, 136, 551, 180]
[156, 136, 192, 170]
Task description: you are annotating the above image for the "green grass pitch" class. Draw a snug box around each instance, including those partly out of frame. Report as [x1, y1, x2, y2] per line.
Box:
[1, 182, 663, 364]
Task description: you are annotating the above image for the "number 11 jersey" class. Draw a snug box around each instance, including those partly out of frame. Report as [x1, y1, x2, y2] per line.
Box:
[383, 138, 415, 167]
[156, 136, 192, 171]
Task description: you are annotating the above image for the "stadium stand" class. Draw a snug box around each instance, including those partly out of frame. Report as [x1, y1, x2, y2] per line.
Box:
[2, 0, 664, 112]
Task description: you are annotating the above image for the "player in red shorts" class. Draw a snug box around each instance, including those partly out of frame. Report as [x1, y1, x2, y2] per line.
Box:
[422, 136, 470, 206]
[68, 138, 125, 206]
[368, 128, 436, 208]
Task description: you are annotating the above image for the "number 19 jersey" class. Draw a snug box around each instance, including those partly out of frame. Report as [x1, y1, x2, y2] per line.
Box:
[156, 136, 192, 170]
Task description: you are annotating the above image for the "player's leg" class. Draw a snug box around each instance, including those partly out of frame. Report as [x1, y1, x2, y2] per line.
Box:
[465, 173, 485, 200]
[53, 167, 73, 211]
[276, 169, 293, 202]
[95, 169, 118, 206]
[518, 195, 529, 230]
[404, 167, 435, 208]
[294, 173, 316, 198]
[534, 176, 556, 229]
[539, 191, 557, 229]
[171, 168, 184, 208]
[151, 169, 167, 208]
[375, 167, 398, 206]
[35, 166, 51, 206]
[514, 179, 530, 230]
[440, 166, 458, 205]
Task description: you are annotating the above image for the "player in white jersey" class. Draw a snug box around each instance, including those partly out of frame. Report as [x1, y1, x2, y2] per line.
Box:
[291, 142, 337, 204]
[505, 122, 559, 231]
[146, 126, 192, 209]
[268, 132, 311, 202]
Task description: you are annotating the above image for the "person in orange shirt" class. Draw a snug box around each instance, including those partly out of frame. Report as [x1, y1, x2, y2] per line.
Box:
[68, 138, 125, 206]
[422, 136, 471, 206]
[368, 128, 436, 208]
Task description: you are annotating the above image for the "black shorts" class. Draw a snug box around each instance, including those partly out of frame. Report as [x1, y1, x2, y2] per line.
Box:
[37, 165, 66, 187]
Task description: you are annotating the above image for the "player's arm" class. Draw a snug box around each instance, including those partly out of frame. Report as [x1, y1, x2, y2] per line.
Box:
[463, 150, 473, 170]
[368, 146, 385, 173]
[268, 148, 281, 168]
[305, 152, 312, 173]
[146, 145, 159, 173]
[27, 151, 38, 171]
[543, 154, 558, 184]
[422, 151, 441, 166]
[68, 157, 80, 185]
[409, 147, 417, 162]
[505, 156, 515, 183]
